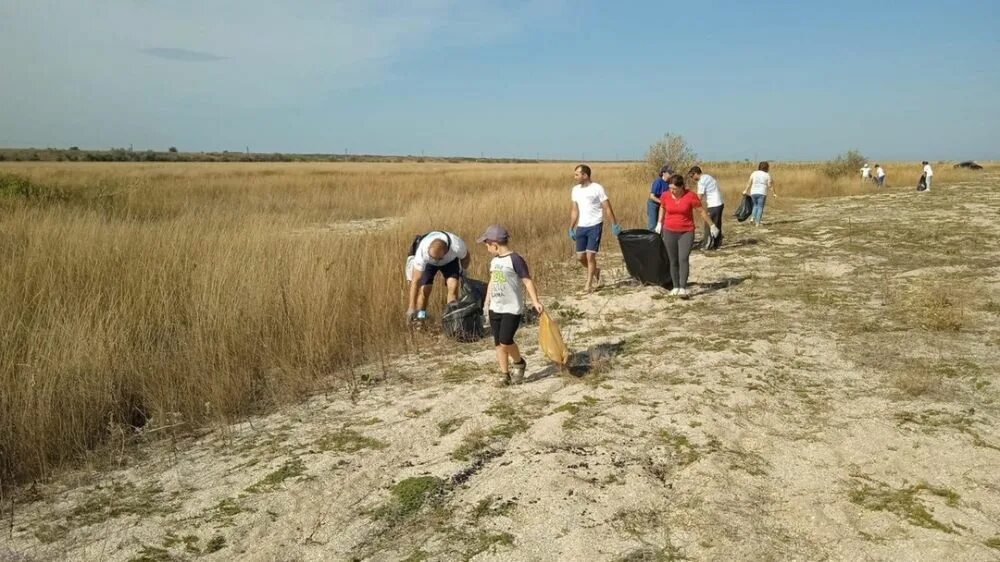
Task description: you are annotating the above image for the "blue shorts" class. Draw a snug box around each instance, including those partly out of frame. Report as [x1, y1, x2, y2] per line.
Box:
[418, 259, 461, 286]
[575, 223, 603, 254]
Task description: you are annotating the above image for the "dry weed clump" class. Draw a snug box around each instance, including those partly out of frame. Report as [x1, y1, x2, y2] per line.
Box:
[0, 160, 986, 483]
[890, 281, 968, 332]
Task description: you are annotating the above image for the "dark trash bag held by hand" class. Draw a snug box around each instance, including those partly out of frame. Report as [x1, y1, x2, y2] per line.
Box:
[617, 229, 673, 289]
[441, 276, 487, 342]
[734, 195, 753, 222]
[916, 174, 928, 192]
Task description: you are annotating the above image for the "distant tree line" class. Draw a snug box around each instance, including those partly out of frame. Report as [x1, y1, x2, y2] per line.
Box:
[0, 147, 548, 164]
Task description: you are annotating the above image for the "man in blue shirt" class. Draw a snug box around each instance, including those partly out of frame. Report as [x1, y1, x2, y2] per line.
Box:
[647, 164, 673, 230]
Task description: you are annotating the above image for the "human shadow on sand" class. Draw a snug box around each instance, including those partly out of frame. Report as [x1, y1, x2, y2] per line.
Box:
[719, 238, 759, 249]
[687, 276, 748, 297]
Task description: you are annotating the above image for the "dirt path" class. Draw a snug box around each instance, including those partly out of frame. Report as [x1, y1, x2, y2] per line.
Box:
[5, 180, 1000, 561]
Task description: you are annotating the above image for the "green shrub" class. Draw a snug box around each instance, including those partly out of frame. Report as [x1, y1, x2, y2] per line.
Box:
[823, 149, 866, 179]
[628, 133, 698, 185]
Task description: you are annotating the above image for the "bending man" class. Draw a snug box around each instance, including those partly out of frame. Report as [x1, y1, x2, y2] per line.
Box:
[406, 231, 471, 320]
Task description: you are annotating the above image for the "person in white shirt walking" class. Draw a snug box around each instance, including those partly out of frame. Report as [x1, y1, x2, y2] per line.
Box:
[874, 164, 886, 188]
[743, 161, 777, 226]
[689, 166, 724, 249]
[861, 163, 872, 184]
[568, 164, 621, 293]
[921, 161, 934, 191]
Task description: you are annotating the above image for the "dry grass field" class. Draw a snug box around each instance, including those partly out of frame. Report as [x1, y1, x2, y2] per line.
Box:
[1, 160, 997, 561]
[0, 160, 986, 486]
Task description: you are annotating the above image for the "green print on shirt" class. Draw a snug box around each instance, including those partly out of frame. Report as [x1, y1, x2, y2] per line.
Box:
[491, 270, 508, 283]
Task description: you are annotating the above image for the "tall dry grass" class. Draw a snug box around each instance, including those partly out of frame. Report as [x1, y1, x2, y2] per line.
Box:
[0, 160, 991, 483]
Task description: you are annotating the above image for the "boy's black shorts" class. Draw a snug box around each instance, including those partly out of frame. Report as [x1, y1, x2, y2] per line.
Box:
[490, 312, 521, 346]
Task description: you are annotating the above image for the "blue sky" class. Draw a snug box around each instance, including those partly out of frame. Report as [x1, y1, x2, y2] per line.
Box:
[2, 0, 997, 160]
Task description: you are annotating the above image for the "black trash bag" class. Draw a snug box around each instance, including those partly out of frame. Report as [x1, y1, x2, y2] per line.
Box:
[441, 276, 487, 342]
[696, 232, 717, 251]
[460, 276, 487, 308]
[916, 174, 928, 192]
[734, 195, 753, 222]
[616, 229, 672, 289]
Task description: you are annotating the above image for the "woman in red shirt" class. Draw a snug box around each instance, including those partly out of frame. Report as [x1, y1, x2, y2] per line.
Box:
[656, 174, 719, 298]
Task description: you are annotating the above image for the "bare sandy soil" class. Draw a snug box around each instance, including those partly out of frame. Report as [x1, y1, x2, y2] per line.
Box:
[4, 178, 1000, 561]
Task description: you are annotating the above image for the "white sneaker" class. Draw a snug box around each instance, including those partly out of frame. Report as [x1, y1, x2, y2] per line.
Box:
[669, 288, 680, 296]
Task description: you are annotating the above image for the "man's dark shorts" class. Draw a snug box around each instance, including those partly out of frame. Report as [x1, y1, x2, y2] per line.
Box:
[574, 223, 603, 254]
[419, 259, 461, 286]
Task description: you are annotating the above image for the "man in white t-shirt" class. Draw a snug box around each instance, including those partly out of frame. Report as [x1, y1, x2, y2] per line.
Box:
[922, 161, 934, 191]
[405, 231, 471, 321]
[689, 166, 724, 249]
[861, 164, 872, 183]
[874, 164, 886, 188]
[568, 164, 621, 292]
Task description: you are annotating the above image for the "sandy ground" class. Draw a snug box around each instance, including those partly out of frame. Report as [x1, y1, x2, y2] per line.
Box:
[4, 178, 1000, 561]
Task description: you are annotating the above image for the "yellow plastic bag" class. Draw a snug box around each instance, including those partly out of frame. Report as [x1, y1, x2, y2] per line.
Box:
[538, 311, 570, 366]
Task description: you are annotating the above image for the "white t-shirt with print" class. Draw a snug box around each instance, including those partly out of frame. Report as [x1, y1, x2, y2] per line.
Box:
[875, 166, 885, 178]
[923, 164, 934, 177]
[571, 182, 609, 228]
[748, 170, 772, 195]
[412, 231, 468, 271]
[489, 253, 531, 315]
[861, 165, 871, 178]
[697, 174, 724, 208]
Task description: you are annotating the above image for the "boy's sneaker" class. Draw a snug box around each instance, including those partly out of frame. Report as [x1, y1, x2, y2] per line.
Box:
[494, 373, 512, 388]
[510, 359, 527, 384]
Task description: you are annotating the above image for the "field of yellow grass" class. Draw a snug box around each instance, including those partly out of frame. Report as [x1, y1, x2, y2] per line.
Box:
[0, 160, 988, 484]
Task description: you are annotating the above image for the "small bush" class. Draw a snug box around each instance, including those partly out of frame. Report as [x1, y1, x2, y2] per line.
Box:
[823, 149, 866, 179]
[627, 133, 698, 184]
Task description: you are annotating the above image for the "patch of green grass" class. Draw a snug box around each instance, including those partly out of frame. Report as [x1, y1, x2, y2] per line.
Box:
[470, 495, 516, 521]
[33, 522, 70, 544]
[437, 417, 466, 436]
[162, 532, 201, 554]
[984, 301, 1000, 314]
[552, 395, 600, 429]
[659, 429, 700, 466]
[451, 429, 492, 461]
[405, 407, 433, 418]
[128, 545, 172, 562]
[613, 546, 686, 561]
[612, 508, 663, 538]
[578, 325, 616, 338]
[204, 534, 227, 553]
[403, 550, 431, 562]
[246, 458, 307, 493]
[848, 479, 959, 533]
[373, 476, 445, 521]
[894, 409, 976, 433]
[211, 497, 254, 519]
[441, 362, 482, 384]
[985, 537, 1000, 550]
[484, 402, 529, 438]
[460, 531, 515, 560]
[553, 304, 585, 325]
[65, 481, 177, 527]
[315, 429, 387, 453]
